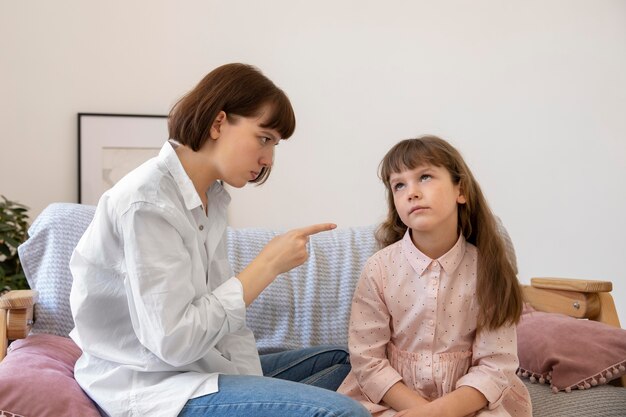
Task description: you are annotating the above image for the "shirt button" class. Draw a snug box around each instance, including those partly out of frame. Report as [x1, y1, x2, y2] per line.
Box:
[429, 320, 434, 326]
[431, 279, 437, 286]
[199, 225, 204, 231]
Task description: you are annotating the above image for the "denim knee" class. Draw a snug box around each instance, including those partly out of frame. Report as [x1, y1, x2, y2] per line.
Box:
[326, 393, 370, 417]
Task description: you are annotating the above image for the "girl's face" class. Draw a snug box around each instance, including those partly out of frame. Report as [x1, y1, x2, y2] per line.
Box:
[389, 164, 466, 246]
[207, 105, 281, 188]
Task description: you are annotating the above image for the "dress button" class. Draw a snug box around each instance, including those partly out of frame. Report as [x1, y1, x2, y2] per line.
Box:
[199, 225, 204, 231]
[431, 279, 437, 286]
[429, 320, 434, 326]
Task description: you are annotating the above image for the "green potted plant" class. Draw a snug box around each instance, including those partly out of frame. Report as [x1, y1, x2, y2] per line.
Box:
[0, 195, 30, 293]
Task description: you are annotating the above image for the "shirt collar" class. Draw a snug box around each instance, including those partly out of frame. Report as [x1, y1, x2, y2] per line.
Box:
[160, 140, 231, 211]
[401, 229, 466, 276]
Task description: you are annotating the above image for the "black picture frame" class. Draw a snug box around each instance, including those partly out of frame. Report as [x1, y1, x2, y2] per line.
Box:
[78, 113, 168, 205]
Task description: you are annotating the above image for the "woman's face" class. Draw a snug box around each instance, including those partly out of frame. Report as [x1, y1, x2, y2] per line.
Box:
[208, 105, 281, 188]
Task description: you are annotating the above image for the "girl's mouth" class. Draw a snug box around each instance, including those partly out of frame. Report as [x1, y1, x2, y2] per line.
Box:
[409, 206, 427, 215]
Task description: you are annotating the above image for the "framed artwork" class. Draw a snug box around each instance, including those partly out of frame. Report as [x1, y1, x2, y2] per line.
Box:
[78, 113, 168, 205]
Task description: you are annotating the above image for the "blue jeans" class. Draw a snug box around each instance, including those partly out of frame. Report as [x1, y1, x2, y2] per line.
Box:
[179, 345, 368, 417]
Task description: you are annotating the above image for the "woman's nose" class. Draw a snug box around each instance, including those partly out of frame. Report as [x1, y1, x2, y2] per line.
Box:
[260, 147, 274, 167]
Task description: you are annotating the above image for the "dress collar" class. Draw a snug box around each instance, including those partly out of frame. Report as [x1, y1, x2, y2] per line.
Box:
[401, 229, 467, 276]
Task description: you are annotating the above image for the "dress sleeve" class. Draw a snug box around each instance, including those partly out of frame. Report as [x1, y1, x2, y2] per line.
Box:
[348, 256, 403, 404]
[455, 323, 519, 409]
[120, 203, 246, 367]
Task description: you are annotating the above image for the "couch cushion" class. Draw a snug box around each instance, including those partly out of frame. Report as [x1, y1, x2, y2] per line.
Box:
[517, 304, 626, 392]
[228, 226, 379, 353]
[18, 203, 96, 337]
[0, 333, 101, 417]
[524, 378, 626, 416]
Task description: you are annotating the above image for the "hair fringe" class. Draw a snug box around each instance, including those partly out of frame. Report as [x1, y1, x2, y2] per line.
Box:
[168, 63, 295, 185]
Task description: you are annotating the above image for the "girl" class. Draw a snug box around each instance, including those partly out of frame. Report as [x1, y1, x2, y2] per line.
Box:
[338, 136, 532, 416]
[69, 63, 369, 417]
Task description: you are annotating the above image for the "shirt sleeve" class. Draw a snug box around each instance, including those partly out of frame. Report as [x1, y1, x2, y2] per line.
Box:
[120, 202, 246, 367]
[455, 323, 519, 409]
[216, 327, 263, 375]
[348, 256, 403, 404]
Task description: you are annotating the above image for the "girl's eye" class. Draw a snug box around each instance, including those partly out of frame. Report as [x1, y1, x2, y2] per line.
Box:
[392, 183, 405, 192]
[420, 174, 432, 182]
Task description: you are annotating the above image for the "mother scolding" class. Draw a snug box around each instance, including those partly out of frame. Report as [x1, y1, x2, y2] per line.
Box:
[69, 63, 369, 417]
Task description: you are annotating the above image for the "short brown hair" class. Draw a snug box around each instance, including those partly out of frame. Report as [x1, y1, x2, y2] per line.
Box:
[168, 63, 296, 184]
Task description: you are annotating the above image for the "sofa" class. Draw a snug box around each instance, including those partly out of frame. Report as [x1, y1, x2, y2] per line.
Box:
[1, 202, 625, 416]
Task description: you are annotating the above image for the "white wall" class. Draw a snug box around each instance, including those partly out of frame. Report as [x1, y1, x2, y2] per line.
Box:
[2, 1, 625, 321]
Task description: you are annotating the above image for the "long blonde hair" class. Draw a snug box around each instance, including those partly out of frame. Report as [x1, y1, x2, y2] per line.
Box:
[376, 136, 522, 330]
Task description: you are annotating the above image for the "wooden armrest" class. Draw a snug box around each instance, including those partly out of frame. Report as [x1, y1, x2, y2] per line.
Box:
[522, 277, 620, 328]
[531, 277, 612, 293]
[0, 289, 39, 361]
[0, 289, 39, 309]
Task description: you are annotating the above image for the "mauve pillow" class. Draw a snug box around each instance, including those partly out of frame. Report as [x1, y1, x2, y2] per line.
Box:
[0, 334, 100, 416]
[517, 304, 626, 392]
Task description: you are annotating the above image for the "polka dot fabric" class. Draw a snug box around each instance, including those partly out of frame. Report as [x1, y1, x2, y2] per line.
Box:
[338, 231, 532, 416]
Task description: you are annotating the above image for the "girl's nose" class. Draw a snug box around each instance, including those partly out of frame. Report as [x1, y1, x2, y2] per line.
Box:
[408, 185, 421, 200]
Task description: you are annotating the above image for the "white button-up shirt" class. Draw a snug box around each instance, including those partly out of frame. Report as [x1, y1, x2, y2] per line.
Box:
[69, 140, 262, 417]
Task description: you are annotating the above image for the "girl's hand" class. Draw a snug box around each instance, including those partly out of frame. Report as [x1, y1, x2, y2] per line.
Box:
[395, 386, 484, 417]
[393, 404, 440, 417]
[395, 403, 474, 417]
[237, 223, 336, 305]
[382, 381, 430, 412]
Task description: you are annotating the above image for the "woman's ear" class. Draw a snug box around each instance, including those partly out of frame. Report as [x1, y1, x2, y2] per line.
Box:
[210, 111, 227, 140]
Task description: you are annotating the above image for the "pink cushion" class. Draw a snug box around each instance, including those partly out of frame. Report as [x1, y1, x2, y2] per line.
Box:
[0, 333, 100, 416]
[517, 304, 626, 392]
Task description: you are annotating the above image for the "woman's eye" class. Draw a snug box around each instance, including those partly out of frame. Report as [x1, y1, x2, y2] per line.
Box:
[259, 136, 279, 146]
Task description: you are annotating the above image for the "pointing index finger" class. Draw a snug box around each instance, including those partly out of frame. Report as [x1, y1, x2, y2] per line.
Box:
[295, 223, 337, 237]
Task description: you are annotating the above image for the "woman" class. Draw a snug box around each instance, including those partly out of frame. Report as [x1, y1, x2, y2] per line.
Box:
[69, 63, 369, 417]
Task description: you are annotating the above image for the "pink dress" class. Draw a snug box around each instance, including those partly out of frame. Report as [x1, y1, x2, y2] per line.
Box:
[337, 231, 531, 416]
